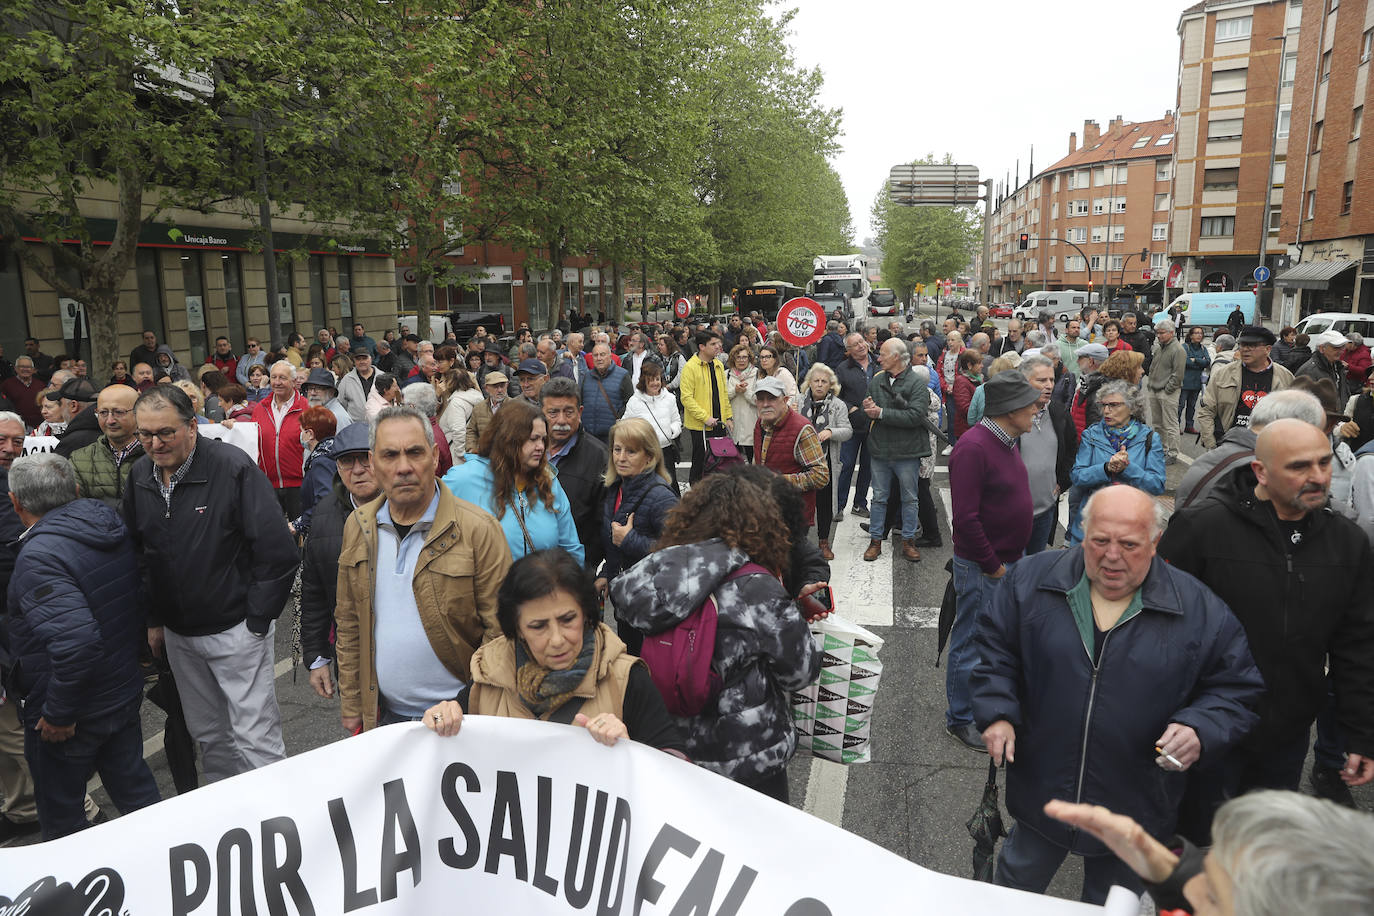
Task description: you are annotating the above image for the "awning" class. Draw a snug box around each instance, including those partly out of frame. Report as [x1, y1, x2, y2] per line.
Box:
[1274, 259, 1357, 290]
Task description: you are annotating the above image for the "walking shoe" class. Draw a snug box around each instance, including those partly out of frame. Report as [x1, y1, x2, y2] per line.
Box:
[1310, 763, 1359, 808]
[912, 534, 943, 548]
[945, 723, 985, 752]
[862, 539, 882, 561]
[859, 522, 870, 533]
[0, 814, 39, 845]
[818, 539, 834, 561]
[901, 539, 921, 562]
[850, 506, 870, 518]
[1184, 427, 1199, 435]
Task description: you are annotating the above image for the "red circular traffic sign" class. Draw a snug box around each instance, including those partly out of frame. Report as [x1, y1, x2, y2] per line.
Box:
[674, 298, 690, 319]
[777, 297, 825, 347]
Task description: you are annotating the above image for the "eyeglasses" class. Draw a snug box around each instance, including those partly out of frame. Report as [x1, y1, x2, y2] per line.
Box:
[1099, 401, 1128, 410]
[336, 453, 371, 469]
[136, 426, 186, 443]
[96, 408, 131, 420]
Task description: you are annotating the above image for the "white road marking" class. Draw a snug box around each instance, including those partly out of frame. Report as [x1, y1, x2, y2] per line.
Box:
[830, 514, 894, 626]
[1175, 451, 1194, 465]
[938, 487, 953, 533]
[803, 756, 850, 827]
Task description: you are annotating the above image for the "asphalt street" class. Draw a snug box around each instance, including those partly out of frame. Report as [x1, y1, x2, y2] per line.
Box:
[31, 310, 1372, 908]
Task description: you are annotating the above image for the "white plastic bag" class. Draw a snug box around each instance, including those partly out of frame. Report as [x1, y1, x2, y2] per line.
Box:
[790, 614, 884, 764]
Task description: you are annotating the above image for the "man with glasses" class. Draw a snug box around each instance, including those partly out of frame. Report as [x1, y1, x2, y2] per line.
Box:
[1197, 326, 1293, 449]
[835, 332, 877, 517]
[68, 385, 142, 508]
[235, 338, 267, 387]
[123, 386, 297, 783]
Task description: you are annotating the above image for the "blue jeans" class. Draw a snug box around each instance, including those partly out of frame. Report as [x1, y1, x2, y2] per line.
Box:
[997, 822, 1143, 904]
[25, 697, 160, 840]
[946, 555, 1011, 728]
[869, 456, 921, 540]
[836, 428, 871, 511]
[1024, 506, 1057, 555]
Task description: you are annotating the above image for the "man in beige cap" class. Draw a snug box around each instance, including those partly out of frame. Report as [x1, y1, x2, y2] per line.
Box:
[465, 371, 509, 454]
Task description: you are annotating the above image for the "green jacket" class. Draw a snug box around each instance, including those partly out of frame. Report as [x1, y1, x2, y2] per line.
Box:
[69, 435, 144, 508]
[864, 367, 933, 461]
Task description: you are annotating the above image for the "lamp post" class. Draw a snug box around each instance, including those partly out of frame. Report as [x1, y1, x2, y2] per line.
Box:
[1257, 33, 1287, 322]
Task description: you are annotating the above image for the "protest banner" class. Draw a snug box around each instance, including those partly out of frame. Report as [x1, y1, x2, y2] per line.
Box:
[0, 718, 1138, 915]
[22, 421, 258, 462]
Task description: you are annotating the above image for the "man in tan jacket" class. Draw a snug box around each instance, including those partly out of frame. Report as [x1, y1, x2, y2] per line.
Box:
[335, 405, 512, 732]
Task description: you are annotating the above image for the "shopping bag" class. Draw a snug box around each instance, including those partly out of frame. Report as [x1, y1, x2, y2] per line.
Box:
[790, 613, 884, 764]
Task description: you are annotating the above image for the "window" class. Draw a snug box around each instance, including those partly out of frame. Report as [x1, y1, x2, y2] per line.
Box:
[276, 258, 294, 340]
[1076, 169, 1090, 189]
[1115, 165, 1129, 184]
[1072, 199, 1089, 216]
[1312, 120, 1324, 152]
[1153, 223, 1168, 240]
[1111, 226, 1126, 242]
[1353, 106, 1363, 139]
[221, 253, 247, 354]
[1321, 50, 1332, 82]
[1363, 29, 1372, 62]
[1093, 198, 1106, 215]
[1067, 256, 1085, 272]
[180, 253, 209, 367]
[1208, 118, 1244, 140]
[1090, 255, 1103, 271]
[1093, 167, 1106, 186]
[1343, 181, 1354, 214]
[1215, 16, 1252, 41]
[0, 250, 31, 359]
[1212, 68, 1248, 93]
[1282, 52, 1298, 88]
[1272, 160, 1287, 186]
[1113, 198, 1127, 213]
[1052, 174, 1061, 192]
[1306, 189, 1317, 218]
[1132, 135, 1152, 148]
[1200, 216, 1236, 237]
[1278, 106, 1291, 139]
[1155, 133, 1174, 146]
[1111, 256, 1124, 271]
[1156, 161, 1171, 181]
[1072, 227, 1088, 242]
[1151, 253, 1167, 270]
[1051, 201, 1059, 219]
[1204, 167, 1240, 190]
[1091, 226, 1106, 243]
[1268, 209, 1282, 233]
[1049, 256, 1057, 272]
[338, 259, 353, 320]
[307, 254, 325, 330]
[136, 250, 166, 343]
[1155, 193, 1170, 211]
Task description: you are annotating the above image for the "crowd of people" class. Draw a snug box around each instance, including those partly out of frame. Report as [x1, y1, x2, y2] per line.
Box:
[1, 304, 1372, 913]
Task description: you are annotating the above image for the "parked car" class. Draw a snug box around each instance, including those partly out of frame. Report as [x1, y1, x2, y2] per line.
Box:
[989, 303, 1014, 318]
[1295, 311, 1374, 340]
[446, 310, 507, 343]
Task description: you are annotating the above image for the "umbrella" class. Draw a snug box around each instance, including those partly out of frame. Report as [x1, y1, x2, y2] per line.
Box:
[966, 759, 1007, 882]
[935, 559, 956, 666]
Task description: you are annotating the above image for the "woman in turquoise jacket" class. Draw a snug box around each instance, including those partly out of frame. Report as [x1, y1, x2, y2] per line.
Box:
[1065, 380, 1166, 545]
[441, 399, 584, 564]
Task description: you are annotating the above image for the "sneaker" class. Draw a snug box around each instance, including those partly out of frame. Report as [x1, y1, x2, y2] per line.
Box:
[0, 814, 39, 845]
[1310, 763, 1359, 808]
[945, 722, 985, 752]
[850, 506, 870, 518]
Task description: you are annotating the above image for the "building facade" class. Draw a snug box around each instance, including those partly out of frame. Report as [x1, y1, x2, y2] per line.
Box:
[1276, 0, 1374, 320]
[989, 115, 1176, 308]
[1170, 0, 1298, 317]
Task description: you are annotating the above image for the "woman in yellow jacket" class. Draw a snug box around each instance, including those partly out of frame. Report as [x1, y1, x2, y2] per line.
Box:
[678, 330, 733, 483]
[423, 549, 684, 752]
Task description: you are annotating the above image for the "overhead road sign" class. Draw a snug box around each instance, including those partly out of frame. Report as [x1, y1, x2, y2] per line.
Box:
[887, 164, 983, 207]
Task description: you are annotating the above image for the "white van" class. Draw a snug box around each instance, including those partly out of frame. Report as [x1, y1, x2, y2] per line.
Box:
[397, 313, 454, 343]
[1294, 312, 1374, 340]
[1014, 290, 1090, 323]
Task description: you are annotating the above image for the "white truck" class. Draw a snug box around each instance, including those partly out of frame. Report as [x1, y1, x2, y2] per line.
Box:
[807, 254, 870, 320]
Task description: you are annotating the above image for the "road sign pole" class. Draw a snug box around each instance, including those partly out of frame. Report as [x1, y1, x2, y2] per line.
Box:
[981, 179, 992, 309]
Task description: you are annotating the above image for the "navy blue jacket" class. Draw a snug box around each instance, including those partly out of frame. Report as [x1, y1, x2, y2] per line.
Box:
[293, 435, 337, 534]
[7, 499, 145, 727]
[816, 332, 846, 372]
[600, 470, 678, 580]
[579, 364, 632, 437]
[972, 548, 1263, 853]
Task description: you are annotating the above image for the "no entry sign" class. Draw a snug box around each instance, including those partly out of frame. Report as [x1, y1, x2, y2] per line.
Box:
[674, 298, 690, 319]
[777, 296, 825, 347]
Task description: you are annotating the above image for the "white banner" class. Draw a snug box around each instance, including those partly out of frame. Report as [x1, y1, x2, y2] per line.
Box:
[21, 423, 258, 461]
[0, 719, 1127, 915]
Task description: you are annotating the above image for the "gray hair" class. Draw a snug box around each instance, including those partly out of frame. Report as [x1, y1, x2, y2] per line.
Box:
[370, 404, 434, 449]
[969, 332, 989, 350]
[1096, 379, 1140, 415]
[14, 357, 33, 369]
[1155, 319, 1176, 334]
[1214, 333, 1236, 352]
[845, 331, 864, 347]
[909, 365, 931, 387]
[401, 382, 439, 418]
[1212, 790, 1374, 915]
[9, 453, 79, 517]
[518, 342, 538, 360]
[0, 411, 24, 430]
[1018, 355, 1054, 377]
[540, 375, 581, 405]
[1080, 484, 1167, 540]
[1249, 388, 1324, 431]
[270, 359, 294, 376]
[1040, 342, 1060, 361]
[1026, 329, 1049, 348]
[1347, 332, 1364, 346]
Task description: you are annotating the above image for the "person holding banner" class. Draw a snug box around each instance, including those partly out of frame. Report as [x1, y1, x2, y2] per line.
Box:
[424, 549, 684, 752]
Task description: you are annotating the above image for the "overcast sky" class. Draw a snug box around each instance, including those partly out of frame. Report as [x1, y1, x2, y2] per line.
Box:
[781, 0, 1188, 241]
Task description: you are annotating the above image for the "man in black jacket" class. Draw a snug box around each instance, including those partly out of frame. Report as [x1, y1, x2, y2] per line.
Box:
[300, 422, 378, 701]
[53, 378, 101, 458]
[834, 333, 878, 518]
[1158, 418, 1374, 840]
[1120, 312, 1156, 373]
[541, 377, 608, 570]
[123, 386, 298, 783]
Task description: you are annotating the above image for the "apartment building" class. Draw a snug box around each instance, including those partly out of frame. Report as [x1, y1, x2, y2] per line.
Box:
[1170, 0, 1298, 317]
[1276, 0, 1374, 318]
[988, 116, 1176, 307]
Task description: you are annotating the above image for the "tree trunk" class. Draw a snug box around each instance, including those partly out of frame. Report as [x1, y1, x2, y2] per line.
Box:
[612, 262, 623, 325]
[548, 234, 566, 325]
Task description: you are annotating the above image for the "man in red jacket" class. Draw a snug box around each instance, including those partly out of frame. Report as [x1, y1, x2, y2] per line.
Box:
[250, 360, 307, 517]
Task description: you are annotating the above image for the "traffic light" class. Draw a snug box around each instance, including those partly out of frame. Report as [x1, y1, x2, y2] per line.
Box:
[1018, 233, 1029, 251]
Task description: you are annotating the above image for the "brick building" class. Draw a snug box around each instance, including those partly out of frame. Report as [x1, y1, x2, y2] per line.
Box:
[1170, 0, 1298, 317]
[1276, 0, 1374, 318]
[988, 115, 1176, 308]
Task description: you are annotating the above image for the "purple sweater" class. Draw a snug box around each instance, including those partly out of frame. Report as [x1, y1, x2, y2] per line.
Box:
[949, 422, 1033, 573]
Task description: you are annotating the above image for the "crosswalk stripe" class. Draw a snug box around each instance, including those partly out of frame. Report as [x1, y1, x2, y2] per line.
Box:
[829, 512, 894, 627]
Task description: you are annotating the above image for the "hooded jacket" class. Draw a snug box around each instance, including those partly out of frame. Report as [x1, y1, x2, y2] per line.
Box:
[972, 549, 1262, 854]
[7, 499, 146, 727]
[610, 539, 820, 783]
[153, 344, 191, 383]
[1157, 473, 1374, 756]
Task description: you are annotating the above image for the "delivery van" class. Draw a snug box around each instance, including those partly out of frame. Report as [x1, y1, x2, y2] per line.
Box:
[1014, 290, 1091, 323]
[1156, 291, 1255, 328]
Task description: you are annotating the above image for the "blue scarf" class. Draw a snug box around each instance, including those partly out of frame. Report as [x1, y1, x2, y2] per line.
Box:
[1104, 420, 1140, 453]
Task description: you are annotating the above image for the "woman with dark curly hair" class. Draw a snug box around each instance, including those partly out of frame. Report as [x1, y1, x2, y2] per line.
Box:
[422, 549, 685, 752]
[441, 399, 583, 563]
[611, 473, 820, 801]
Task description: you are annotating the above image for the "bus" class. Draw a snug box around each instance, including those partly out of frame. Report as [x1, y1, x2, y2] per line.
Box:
[738, 281, 806, 321]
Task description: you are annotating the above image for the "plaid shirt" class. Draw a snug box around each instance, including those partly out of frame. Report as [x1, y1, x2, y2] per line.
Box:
[759, 418, 830, 492]
[979, 416, 1018, 450]
[156, 442, 198, 513]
